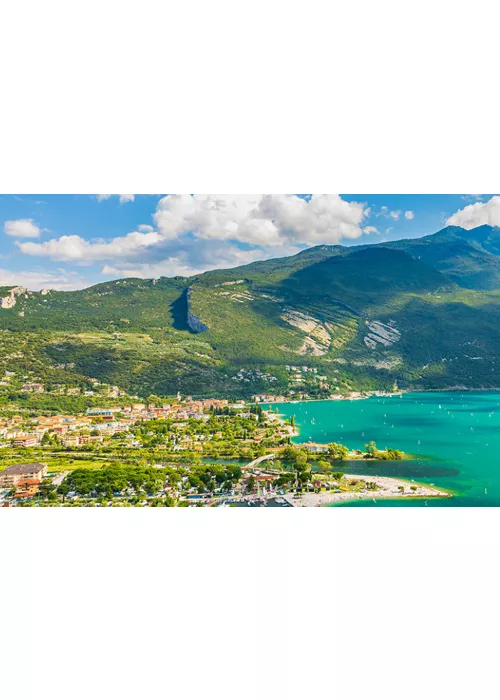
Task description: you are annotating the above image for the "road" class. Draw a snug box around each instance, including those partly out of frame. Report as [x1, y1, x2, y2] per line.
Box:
[52, 471, 70, 486]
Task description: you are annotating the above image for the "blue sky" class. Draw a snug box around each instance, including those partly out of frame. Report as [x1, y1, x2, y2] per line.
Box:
[1, 193, 498, 290]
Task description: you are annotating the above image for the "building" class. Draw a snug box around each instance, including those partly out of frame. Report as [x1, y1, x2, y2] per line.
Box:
[62, 435, 81, 448]
[0, 463, 48, 488]
[12, 434, 40, 448]
[86, 408, 118, 418]
[21, 382, 45, 393]
[301, 442, 329, 454]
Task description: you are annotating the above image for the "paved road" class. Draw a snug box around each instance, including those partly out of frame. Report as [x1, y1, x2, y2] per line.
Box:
[52, 471, 70, 486]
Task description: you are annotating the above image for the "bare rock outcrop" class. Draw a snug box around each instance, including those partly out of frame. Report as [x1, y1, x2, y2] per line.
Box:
[0, 286, 27, 309]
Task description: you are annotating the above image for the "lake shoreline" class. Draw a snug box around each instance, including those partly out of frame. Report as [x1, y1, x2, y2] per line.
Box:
[268, 392, 458, 506]
[265, 386, 500, 408]
[283, 474, 452, 507]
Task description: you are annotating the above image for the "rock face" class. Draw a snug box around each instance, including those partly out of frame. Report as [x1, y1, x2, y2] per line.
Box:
[0, 286, 27, 309]
[186, 287, 209, 333]
[364, 320, 401, 349]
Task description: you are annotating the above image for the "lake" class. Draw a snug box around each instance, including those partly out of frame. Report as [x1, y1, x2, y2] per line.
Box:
[271, 392, 500, 507]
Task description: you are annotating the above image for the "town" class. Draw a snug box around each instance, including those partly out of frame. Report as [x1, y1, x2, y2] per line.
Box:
[0, 375, 451, 506]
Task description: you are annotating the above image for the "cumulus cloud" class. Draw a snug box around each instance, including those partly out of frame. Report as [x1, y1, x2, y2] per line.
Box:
[96, 194, 135, 204]
[4, 218, 41, 238]
[0, 267, 90, 291]
[18, 230, 162, 262]
[152, 194, 368, 246]
[363, 226, 379, 234]
[405, 210, 415, 220]
[446, 196, 500, 229]
[17, 194, 370, 277]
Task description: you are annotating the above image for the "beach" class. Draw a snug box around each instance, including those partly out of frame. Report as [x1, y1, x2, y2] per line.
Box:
[282, 474, 451, 507]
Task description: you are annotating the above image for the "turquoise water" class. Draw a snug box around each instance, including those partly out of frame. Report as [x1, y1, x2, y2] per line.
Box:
[272, 392, 500, 507]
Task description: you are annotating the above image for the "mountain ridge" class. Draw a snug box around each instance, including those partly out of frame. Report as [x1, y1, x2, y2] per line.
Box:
[2, 224, 500, 399]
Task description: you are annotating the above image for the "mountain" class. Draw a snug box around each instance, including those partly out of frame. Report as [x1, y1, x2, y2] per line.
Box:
[3, 225, 500, 399]
[376, 225, 500, 290]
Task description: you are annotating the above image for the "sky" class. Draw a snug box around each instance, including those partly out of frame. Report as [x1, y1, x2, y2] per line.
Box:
[1, 193, 499, 291]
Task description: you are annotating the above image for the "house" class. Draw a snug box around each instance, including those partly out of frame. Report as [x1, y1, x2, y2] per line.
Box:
[0, 463, 48, 488]
[86, 408, 118, 418]
[12, 434, 40, 448]
[21, 382, 45, 393]
[301, 442, 329, 454]
[14, 479, 42, 498]
[62, 435, 81, 447]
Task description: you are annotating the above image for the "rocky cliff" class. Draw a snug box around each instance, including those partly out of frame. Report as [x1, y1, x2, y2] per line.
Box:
[0, 286, 28, 309]
[186, 287, 209, 333]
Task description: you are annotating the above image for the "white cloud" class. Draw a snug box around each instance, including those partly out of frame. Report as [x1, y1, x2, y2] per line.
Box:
[96, 194, 135, 204]
[17, 230, 162, 262]
[101, 240, 276, 280]
[0, 267, 89, 291]
[153, 194, 368, 246]
[405, 210, 415, 220]
[17, 195, 370, 276]
[363, 226, 379, 234]
[375, 206, 402, 221]
[446, 195, 500, 229]
[4, 218, 41, 238]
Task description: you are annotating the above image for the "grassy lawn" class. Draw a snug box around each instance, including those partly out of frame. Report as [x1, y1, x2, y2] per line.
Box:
[0, 455, 119, 473]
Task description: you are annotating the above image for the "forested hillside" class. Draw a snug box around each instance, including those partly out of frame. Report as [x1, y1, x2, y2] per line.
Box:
[2, 225, 500, 398]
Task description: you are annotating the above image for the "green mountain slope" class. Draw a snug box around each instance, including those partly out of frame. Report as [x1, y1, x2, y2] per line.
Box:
[3, 225, 500, 399]
[377, 225, 500, 290]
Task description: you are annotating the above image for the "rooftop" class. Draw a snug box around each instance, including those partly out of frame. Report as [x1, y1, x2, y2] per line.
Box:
[1, 463, 47, 475]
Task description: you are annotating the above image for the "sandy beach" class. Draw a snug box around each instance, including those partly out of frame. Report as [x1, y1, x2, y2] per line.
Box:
[282, 474, 451, 507]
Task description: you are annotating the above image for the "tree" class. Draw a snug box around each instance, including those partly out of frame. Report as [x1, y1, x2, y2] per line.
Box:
[317, 460, 330, 472]
[328, 442, 349, 460]
[385, 448, 403, 460]
[297, 469, 311, 485]
[364, 441, 378, 458]
[295, 451, 308, 469]
[281, 445, 297, 461]
[57, 482, 70, 503]
[247, 475, 256, 492]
